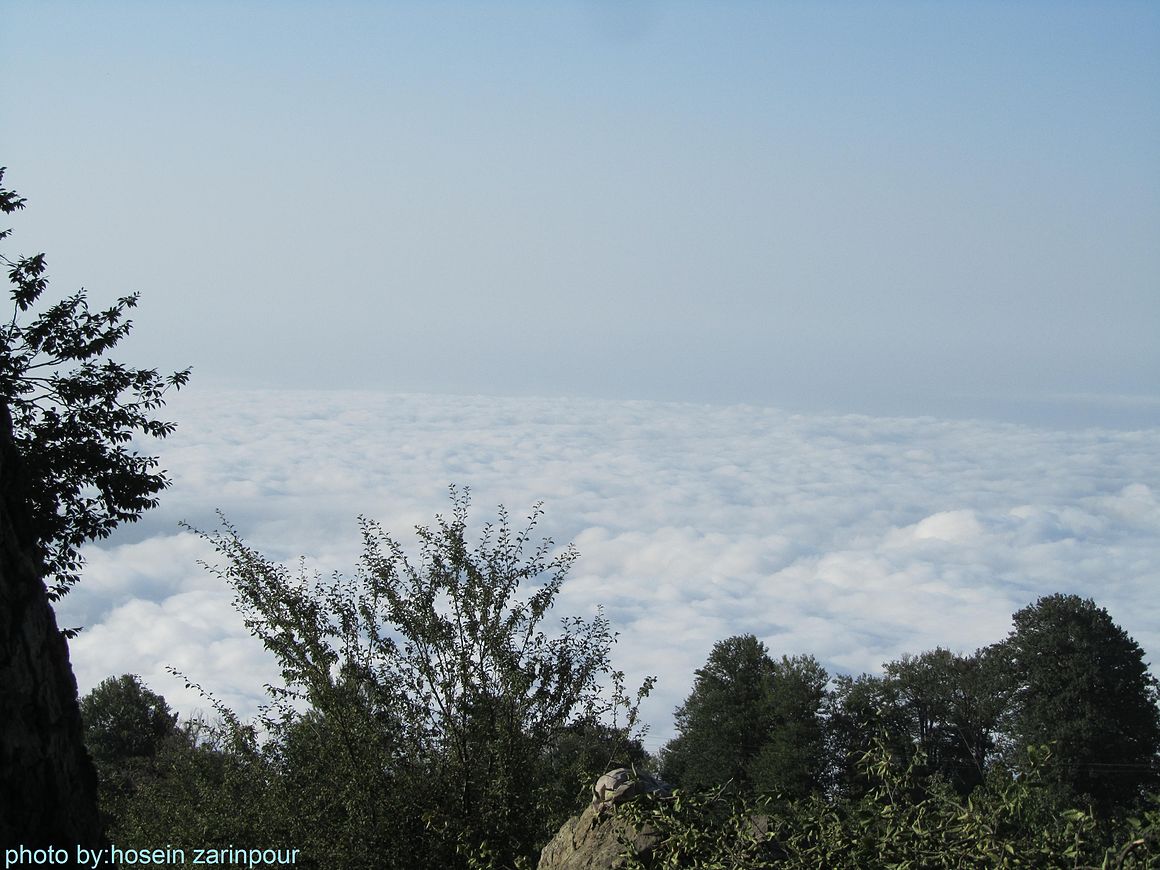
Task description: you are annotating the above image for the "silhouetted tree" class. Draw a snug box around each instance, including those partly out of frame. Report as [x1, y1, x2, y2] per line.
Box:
[0, 167, 190, 599]
[826, 671, 909, 799]
[884, 647, 1004, 794]
[662, 634, 778, 793]
[80, 674, 185, 834]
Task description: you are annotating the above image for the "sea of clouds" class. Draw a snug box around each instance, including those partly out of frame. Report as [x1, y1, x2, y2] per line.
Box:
[55, 389, 1160, 751]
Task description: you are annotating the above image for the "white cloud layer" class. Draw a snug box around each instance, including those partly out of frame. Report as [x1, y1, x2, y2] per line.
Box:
[56, 389, 1160, 750]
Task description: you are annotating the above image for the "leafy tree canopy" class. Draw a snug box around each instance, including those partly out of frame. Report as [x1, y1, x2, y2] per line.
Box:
[662, 635, 827, 798]
[80, 673, 178, 767]
[170, 488, 653, 869]
[749, 653, 829, 798]
[882, 647, 1003, 794]
[79, 674, 185, 835]
[663, 634, 777, 793]
[0, 167, 190, 600]
[997, 593, 1160, 815]
[82, 591, 1160, 866]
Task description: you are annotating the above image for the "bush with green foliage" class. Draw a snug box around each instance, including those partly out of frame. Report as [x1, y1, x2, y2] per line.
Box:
[137, 488, 656, 869]
[617, 739, 1160, 868]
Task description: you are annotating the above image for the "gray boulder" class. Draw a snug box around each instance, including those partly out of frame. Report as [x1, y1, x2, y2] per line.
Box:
[537, 768, 669, 870]
[591, 767, 668, 812]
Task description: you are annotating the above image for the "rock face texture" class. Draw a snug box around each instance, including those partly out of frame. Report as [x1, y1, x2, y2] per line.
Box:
[0, 404, 102, 851]
[537, 802, 660, 870]
[537, 769, 668, 870]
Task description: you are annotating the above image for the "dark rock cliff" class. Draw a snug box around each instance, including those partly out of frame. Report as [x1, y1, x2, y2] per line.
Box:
[0, 403, 102, 851]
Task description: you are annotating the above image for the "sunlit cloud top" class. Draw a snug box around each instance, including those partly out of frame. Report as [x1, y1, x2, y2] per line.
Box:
[57, 389, 1160, 750]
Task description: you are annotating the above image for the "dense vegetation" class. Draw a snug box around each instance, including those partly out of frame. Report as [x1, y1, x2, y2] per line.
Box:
[628, 596, 1160, 867]
[83, 492, 654, 869]
[657, 598, 1160, 816]
[81, 507, 1160, 868]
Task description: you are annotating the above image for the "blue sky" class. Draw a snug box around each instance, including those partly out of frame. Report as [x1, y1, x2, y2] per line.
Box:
[3, 3, 1159, 746]
[3, 1, 1158, 423]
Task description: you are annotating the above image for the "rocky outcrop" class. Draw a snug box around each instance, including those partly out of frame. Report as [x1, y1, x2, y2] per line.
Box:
[0, 403, 102, 852]
[537, 769, 668, 870]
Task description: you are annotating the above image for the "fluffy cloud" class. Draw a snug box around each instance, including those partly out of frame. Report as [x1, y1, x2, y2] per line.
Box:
[56, 389, 1160, 750]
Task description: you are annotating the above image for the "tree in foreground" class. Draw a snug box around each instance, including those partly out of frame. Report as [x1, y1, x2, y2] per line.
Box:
[0, 166, 190, 599]
[997, 593, 1160, 816]
[174, 488, 652, 869]
[617, 736, 1160, 868]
